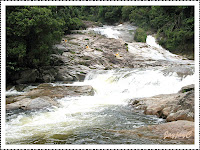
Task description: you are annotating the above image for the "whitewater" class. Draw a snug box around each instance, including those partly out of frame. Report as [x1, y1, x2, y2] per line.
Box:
[6, 23, 195, 144]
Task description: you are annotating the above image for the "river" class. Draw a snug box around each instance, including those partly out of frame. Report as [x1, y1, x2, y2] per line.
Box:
[6, 23, 195, 144]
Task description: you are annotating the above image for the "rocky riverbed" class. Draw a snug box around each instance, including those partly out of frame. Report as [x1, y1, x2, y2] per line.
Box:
[10, 22, 193, 85]
[6, 22, 196, 144]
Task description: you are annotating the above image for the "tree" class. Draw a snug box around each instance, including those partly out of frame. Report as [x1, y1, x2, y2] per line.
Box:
[6, 6, 64, 80]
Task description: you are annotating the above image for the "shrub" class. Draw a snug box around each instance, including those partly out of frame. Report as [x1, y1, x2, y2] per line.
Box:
[134, 28, 147, 43]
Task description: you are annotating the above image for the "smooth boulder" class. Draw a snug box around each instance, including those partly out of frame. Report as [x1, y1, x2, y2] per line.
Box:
[131, 84, 194, 122]
[6, 83, 95, 110]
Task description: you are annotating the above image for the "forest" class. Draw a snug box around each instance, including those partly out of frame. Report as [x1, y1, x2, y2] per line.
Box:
[6, 6, 194, 81]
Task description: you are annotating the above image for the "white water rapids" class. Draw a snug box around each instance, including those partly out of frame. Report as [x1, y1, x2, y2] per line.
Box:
[6, 23, 195, 144]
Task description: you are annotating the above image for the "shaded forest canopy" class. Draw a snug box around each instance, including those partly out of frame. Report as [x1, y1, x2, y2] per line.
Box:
[6, 6, 194, 81]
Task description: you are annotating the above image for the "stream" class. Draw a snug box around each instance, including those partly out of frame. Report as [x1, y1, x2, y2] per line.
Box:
[6, 23, 195, 144]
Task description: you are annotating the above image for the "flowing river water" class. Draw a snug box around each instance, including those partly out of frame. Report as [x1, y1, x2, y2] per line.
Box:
[6, 24, 195, 144]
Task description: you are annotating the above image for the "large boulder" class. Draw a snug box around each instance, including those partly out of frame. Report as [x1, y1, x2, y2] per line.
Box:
[6, 96, 59, 110]
[38, 67, 58, 83]
[55, 66, 88, 82]
[16, 69, 39, 84]
[23, 83, 95, 98]
[55, 67, 74, 82]
[130, 84, 194, 122]
[6, 83, 95, 110]
[50, 54, 65, 66]
[14, 67, 58, 84]
[162, 66, 194, 78]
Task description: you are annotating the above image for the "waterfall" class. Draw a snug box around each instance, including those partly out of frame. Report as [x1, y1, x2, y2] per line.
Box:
[6, 68, 194, 144]
[146, 35, 163, 49]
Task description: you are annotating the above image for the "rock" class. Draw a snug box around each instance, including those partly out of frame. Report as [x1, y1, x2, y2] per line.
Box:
[145, 120, 194, 140]
[25, 96, 58, 110]
[14, 84, 29, 91]
[166, 109, 194, 122]
[6, 98, 32, 110]
[162, 107, 171, 118]
[50, 54, 64, 66]
[6, 83, 94, 110]
[14, 67, 59, 84]
[16, 69, 39, 84]
[25, 83, 94, 98]
[38, 67, 58, 83]
[130, 84, 194, 122]
[131, 99, 140, 105]
[75, 73, 86, 81]
[178, 84, 194, 93]
[55, 66, 89, 82]
[107, 120, 194, 144]
[55, 68, 74, 81]
[144, 105, 164, 116]
[162, 66, 194, 78]
[6, 96, 59, 110]
[6, 95, 26, 104]
[82, 20, 102, 28]
[53, 44, 68, 52]
[177, 85, 194, 112]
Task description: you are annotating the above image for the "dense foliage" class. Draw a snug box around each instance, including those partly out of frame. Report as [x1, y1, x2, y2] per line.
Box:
[6, 6, 194, 83]
[134, 28, 147, 43]
[124, 6, 194, 59]
[6, 6, 85, 82]
[79, 6, 194, 58]
[79, 6, 122, 24]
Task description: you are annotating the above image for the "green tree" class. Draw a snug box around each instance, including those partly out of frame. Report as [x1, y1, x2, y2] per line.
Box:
[128, 6, 194, 59]
[6, 6, 64, 80]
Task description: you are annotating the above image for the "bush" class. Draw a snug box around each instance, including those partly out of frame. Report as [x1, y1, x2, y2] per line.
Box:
[134, 28, 147, 43]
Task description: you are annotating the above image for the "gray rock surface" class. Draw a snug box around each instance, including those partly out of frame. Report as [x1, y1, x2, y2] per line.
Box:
[16, 69, 39, 84]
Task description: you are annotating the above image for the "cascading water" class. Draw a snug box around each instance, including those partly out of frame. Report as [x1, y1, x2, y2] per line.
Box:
[6, 68, 194, 144]
[6, 23, 195, 144]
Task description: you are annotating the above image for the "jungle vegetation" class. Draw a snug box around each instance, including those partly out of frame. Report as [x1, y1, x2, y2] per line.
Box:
[6, 6, 194, 81]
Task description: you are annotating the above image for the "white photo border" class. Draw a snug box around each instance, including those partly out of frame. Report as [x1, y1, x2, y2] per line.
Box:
[1, 1, 199, 149]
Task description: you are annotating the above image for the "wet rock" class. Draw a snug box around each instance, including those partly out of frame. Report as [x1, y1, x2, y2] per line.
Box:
[25, 97, 58, 110]
[25, 83, 95, 98]
[130, 84, 194, 122]
[6, 96, 59, 110]
[6, 83, 94, 110]
[162, 66, 194, 78]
